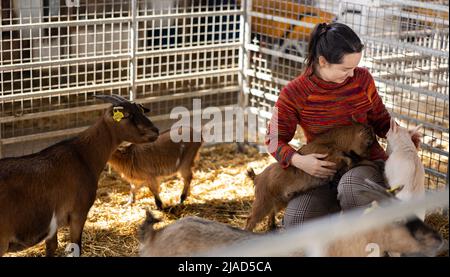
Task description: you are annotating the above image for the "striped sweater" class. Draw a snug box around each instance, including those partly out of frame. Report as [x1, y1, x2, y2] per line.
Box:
[265, 67, 391, 168]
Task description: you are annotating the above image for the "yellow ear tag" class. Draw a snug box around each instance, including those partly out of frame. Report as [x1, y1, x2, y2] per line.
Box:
[386, 185, 403, 195]
[113, 107, 124, 122]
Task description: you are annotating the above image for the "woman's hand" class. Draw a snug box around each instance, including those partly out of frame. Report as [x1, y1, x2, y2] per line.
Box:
[290, 153, 337, 179]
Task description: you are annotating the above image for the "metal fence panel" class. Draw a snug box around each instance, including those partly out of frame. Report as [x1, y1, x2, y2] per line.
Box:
[0, 0, 242, 157]
[1, 0, 448, 188]
[244, 0, 449, 189]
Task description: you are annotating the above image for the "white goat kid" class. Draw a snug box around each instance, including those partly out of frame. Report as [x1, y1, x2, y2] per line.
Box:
[385, 118, 425, 220]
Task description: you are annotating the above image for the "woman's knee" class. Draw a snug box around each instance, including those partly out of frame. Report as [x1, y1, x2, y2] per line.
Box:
[283, 185, 339, 228]
[337, 165, 386, 210]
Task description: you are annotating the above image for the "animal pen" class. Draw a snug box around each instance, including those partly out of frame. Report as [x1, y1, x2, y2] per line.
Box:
[0, 0, 449, 257]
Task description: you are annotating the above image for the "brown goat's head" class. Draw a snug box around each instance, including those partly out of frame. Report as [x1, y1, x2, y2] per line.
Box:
[96, 95, 159, 143]
[343, 120, 376, 158]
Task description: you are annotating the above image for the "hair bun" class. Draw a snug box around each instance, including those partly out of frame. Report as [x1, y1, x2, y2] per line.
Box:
[319, 23, 329, 35]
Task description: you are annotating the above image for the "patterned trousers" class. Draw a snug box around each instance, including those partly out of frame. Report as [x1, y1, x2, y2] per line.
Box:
[283, 161, 387, 228]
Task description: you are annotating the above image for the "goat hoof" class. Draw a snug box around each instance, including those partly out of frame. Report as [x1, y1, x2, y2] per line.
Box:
[268, 224, 278, 231]
[180, 194, 187, 204]
[156, 203, 164, 211]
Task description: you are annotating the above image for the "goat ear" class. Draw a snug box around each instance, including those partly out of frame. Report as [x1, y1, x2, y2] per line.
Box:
[408, 125, 422, 149]
[409, 124, 422, 137]
[390, 118, 398, 133]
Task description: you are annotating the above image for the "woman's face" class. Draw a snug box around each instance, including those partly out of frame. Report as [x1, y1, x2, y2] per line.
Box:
[316, 52, 362, 84]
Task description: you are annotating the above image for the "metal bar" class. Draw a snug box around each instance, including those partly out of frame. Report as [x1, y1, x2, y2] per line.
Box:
[247, 10, 316, 29]
[0, 54, 132, 72]
[238, 0, 251, 145]
[0, 86, 240, 124]
[1, 105, 238, 145]
[386, 9, 448, 26]
[372, 69, 448, 92]
[245, 43, 307, 64]
[243, 68, 297, 86]
[0, 103, 110, 124]
[0, 10, 245, 32]
[0, 17, 132, 32]
[137, 86, 241, 105]
[130, 0, 137, 101]
[135, 42, 242, 57]
[371, 29, 449, 39]
[1, 126, 89, 145]
[425, 167, 448, 180]
[373, 77, 449, 101]
[380, 0, 449, 12]
[135, 10, 244, 22]
[135, 68, 240, 85]
[0, 81, 131, 102]
[361, 35, 449, 59]
[420, 143, 449, 160]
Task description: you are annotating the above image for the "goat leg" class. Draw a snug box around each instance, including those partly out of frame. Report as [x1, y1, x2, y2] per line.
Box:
[267, 209, 277, 231]
[0, 238, 7, 257]
[126, 183, 137, 205]
[45, 232, 58, 257]
[180, 169, 193, 204]
[245, 198, 274, 231]
[69, 213, 87, 257]
[146, 177, 163, 210]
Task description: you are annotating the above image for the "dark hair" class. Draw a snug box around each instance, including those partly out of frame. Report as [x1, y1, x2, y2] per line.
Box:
[305, 22, 364, 70]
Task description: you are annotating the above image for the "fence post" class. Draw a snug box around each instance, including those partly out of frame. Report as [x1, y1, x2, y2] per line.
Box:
[130, 0, 137, 102]
[238, 0, 252, 148]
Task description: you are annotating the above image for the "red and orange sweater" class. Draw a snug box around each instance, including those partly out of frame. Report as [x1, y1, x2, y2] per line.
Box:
[265, 67, 391, 168]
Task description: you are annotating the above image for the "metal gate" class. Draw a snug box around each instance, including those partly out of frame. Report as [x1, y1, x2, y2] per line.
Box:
[1, 0, 449, 188]
[0, 0, 243, 157]
[243, 0, 449, 189]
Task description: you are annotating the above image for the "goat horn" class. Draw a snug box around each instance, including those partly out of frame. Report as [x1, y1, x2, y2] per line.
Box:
[95, 94, 130, 105]
[110, 94, 131, 103]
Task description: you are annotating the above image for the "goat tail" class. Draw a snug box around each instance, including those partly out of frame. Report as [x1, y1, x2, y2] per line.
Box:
[246, 167, 257, 182]
[139, 209, 161, 242]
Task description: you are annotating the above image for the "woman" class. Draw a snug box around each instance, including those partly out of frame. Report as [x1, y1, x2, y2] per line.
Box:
[265, 22, 392, 228]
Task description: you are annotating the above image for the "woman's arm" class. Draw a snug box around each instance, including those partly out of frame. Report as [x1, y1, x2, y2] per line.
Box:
[265, 84, 337, 177]
[265, 87, 299, 168]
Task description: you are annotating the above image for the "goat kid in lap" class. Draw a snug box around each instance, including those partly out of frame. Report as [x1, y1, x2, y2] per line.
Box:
[245, 121, 376, 231]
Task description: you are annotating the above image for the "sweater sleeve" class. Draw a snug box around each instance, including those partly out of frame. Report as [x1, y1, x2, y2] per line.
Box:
[366, 72, 391, 138]
[265, 83, 300, 168]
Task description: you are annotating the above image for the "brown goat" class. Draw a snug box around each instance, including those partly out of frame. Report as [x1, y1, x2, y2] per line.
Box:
[138, 211, 444, 257]
[245, 121, 376, 231]
[0, 95, 159, 257]
[108, 126, 202, 210]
